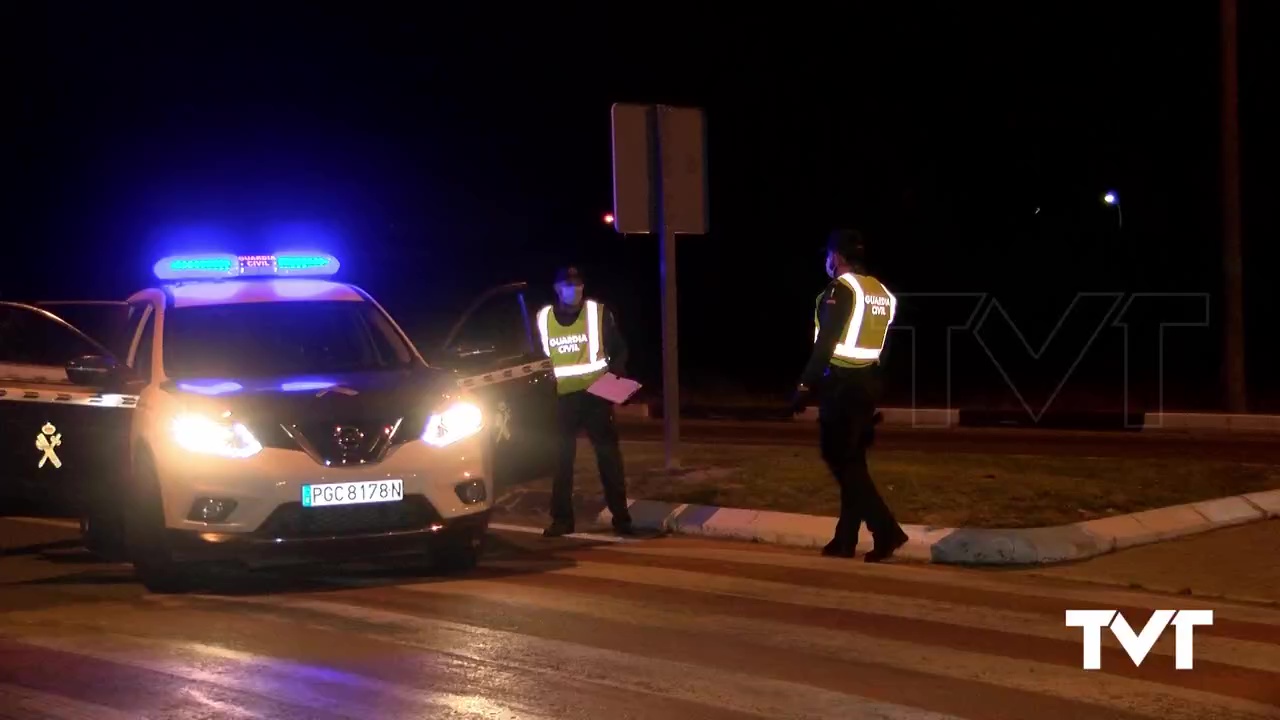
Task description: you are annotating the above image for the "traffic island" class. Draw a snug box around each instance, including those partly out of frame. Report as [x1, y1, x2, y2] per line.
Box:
[493, 439, 1280, 564]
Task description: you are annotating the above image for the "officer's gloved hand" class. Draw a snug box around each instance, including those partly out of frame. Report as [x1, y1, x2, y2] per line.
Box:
[789, 384, 812, 415]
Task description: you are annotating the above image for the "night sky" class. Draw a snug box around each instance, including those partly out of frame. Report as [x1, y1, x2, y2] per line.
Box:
[9, 3, 1278, 412]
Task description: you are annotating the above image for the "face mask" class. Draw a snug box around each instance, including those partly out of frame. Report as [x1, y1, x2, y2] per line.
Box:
[825, 253, 837, 279]
[556, 283, 583, 306]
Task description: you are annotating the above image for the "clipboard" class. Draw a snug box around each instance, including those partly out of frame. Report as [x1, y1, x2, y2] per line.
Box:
[586, 372, 643, 405]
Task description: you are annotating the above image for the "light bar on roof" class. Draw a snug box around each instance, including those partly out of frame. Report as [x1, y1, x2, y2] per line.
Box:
[154, 253, 341, 280]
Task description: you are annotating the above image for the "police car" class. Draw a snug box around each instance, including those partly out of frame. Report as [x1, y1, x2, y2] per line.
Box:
[0, 252, 562, 592]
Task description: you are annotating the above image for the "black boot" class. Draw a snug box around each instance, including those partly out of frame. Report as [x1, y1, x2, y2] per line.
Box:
[863, 528, 909, 563]
[821, 538, 855, 558]
[543, 521, 574, 538]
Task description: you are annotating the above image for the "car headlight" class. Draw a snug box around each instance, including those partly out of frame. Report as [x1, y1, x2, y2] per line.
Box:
[171, 413, 263, 458]
[422, 401, 484, 447]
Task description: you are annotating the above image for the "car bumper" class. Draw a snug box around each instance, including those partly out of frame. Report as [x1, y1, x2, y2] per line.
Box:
[164, 507, 491, 566]
[151, 432, 494, 534]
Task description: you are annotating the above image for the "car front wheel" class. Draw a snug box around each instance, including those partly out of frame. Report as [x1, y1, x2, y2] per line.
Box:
[429, 527, 485, 574]
[124, 459, 194, 593]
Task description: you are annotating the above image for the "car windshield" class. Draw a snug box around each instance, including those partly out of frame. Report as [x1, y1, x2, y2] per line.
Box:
[163, 301, 416, 379]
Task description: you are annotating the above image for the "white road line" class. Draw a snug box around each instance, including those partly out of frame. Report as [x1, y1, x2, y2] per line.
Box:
[502, 560, 1280, 673]
[2, 517, 80, 529]
[399, 578, 1280, 720]
[0, 683, 135, 720]
[199, 594, 968, 720]
[602, 545, 1280, 627]
[19, 633, 529, 720]
[488, 522, 632, 543]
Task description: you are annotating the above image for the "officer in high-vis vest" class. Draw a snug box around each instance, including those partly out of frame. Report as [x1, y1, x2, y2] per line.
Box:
[792, 229, 909, 562]
[535, 266, 634, 537]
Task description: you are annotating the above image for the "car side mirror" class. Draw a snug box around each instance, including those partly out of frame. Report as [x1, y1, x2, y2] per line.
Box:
[65, 354, 124, 387]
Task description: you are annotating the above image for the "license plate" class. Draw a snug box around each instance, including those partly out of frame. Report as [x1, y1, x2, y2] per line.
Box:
[302, 479, 404, 508]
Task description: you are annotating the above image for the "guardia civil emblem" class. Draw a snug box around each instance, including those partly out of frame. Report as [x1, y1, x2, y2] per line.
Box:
[494, 402, 512, 443]
[36, 422, 62, 469]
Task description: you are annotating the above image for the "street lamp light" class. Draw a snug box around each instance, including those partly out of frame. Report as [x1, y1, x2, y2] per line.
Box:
[1102, 190, 1122, 229]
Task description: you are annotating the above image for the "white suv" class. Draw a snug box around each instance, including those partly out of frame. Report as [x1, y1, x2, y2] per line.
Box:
[0, 252, 563, 593]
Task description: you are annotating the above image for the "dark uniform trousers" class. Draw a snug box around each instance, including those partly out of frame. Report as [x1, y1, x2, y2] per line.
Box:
[550, 390, 632, 529]
[818, 364, 903, 546]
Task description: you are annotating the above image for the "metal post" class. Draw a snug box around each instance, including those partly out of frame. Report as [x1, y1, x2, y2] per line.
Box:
[652, 106, 681, 469]
[1221, 0, 1247, 413]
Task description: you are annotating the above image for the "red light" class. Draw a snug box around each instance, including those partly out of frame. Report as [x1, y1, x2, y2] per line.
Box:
[603, 213, 615, 224]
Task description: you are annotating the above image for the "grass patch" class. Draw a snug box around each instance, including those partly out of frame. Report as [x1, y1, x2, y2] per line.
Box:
[512, 440, 1280, 529]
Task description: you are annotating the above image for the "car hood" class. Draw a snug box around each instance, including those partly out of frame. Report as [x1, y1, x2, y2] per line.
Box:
[161, 367, 460, 424]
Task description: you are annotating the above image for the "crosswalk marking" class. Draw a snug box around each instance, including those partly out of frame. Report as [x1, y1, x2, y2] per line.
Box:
[480, 558, 1280, 674]
[395, 578, 1278, 720]
[0, 683, 135, 720]
[1, 532, 1277, 720]
[1, 517, 81, 530]
[600, 543, 1280, 626]
[187, 594, 969, 720]
[14, 632, 528, 720]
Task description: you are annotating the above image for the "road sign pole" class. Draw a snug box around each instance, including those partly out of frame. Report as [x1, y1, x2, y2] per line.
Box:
[1220, 0, 1247, 413]
[651, 106, 680, 469]
[611, 102, 706, 471]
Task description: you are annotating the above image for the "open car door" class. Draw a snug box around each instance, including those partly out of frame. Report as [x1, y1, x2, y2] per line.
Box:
[0, 301, 144, 513]
[431, 282, 558, 492]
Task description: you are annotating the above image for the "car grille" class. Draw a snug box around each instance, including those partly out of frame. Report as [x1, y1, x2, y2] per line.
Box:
[255, 495, 441, 539]
[277, 415, 426, 465]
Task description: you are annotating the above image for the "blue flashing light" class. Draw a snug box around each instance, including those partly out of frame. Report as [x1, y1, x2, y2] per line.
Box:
[155, 254, 238, 279]
[154, 252, 341, 281]
[280, 380, 337, 392]
[177, 380, 244, 396]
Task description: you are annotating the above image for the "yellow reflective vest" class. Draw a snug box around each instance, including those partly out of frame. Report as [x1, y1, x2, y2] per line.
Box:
[813, 273, 897, 368]
[536, 300, 609, 394]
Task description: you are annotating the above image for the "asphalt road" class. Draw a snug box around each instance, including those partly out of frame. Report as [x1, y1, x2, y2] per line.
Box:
[1, 517, 1277, 719]
[618, 418, 1280, 462]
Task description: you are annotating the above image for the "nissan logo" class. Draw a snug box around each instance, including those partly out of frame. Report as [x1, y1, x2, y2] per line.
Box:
[333, 426, 365, 452]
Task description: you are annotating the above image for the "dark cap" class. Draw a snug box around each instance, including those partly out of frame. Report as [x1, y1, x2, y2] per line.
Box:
[826, 229, 866, 263]
[554, 266, 584, 285]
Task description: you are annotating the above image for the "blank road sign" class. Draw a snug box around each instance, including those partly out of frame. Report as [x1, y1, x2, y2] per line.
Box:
[610, 103, 709, 236]
[611, 104, 653, 235]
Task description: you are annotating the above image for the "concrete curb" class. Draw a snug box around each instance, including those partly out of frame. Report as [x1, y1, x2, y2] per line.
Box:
[1140, 412, 1280, 432]
[617, 403, 1280, 433]
[495, 488, 1280, 565]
